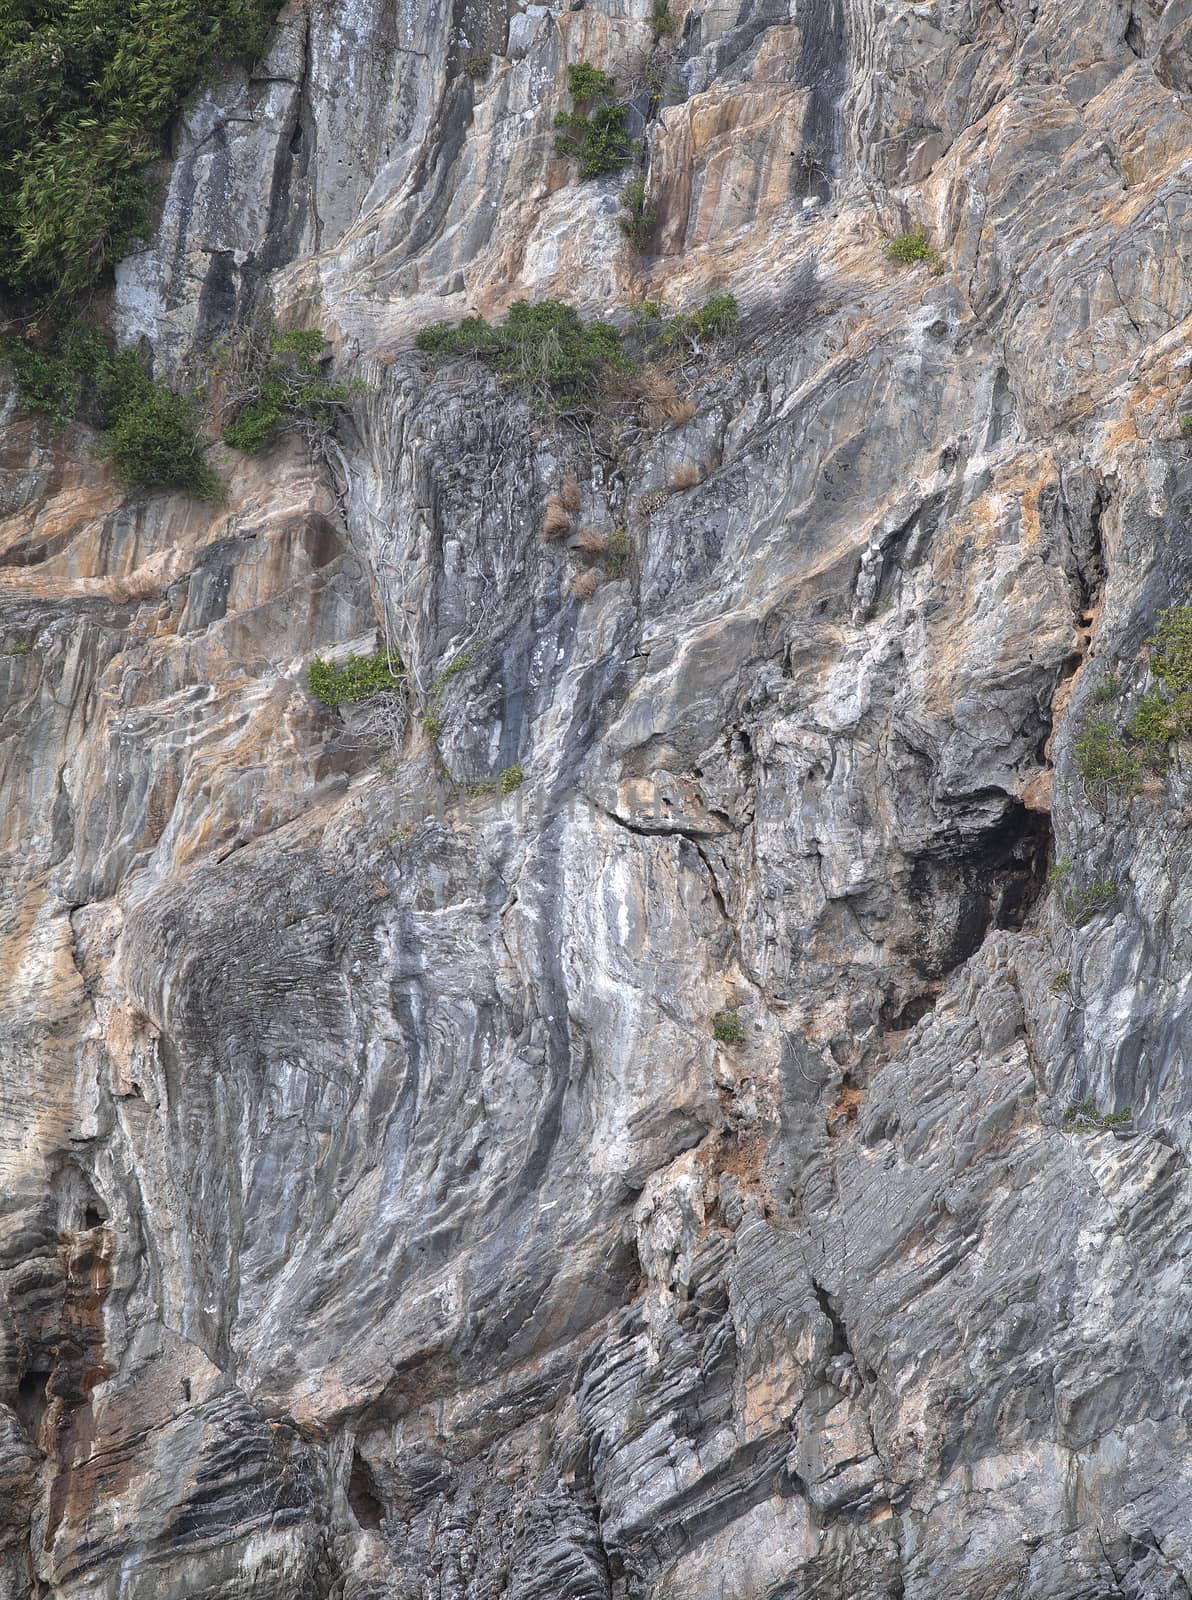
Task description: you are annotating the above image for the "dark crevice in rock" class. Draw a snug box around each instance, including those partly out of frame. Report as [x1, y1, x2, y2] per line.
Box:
[348, 1449, 385, 1529]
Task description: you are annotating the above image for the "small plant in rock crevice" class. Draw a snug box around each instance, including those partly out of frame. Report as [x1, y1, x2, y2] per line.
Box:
[619, 177, 656, 251]
[712, 1009, 746, 1044]
[1047, 860, 1118, 927]
[885, 228, 941, 269]
[499, 761, 524, 795]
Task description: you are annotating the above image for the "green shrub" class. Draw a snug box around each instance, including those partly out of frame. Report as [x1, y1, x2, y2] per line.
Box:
[0, 0, 282, 301]
[1047, 860, 1117, 926]
[499, 761, 524, 795]
[554, 64, 634, 178]
[97, 348, 217, 495]
[1073, 716, 1140, 795]
[605, 524, 632, 574]
[221, 326, 352, 454]
[886, 228, 937, 267]
[3, 322, 217, 493]
[619, 177, 656, 251]
[308, 651, 404, 707]
[416, 299, 634, 410]
[1148, 605, 1192, 695]
[566, 63, 616, 101]
[1049, 968, 1071, 995]
[712, 1010, 745, 1044]
[651, 0, 677, 33]
[654, 293, 739, 354]
[1064, 1096, 1132, 1133]
[1179, 416, 1192, 439]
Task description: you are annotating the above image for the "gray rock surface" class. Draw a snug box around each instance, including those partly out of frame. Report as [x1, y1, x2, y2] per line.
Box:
[4, 0, 1192, 1595]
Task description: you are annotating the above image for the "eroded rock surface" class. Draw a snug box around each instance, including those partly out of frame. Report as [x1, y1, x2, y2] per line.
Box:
[4, 0, 1192, 1596]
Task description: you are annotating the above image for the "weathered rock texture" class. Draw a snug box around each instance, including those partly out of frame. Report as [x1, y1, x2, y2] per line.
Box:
[4, 0, 1192, 1595]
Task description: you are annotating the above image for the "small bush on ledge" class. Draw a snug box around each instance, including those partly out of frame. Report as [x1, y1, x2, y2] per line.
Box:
[308, 652, 404, 707]
[712, 1010, 745, 1044]
[885, 228, 941, 270]
[220, 327, 353, 455]
[417, 300, 633, 410]
[499, 761, 524, 795]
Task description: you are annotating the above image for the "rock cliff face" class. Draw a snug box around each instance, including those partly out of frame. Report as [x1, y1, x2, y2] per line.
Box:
[5, 0, 1192, 1595]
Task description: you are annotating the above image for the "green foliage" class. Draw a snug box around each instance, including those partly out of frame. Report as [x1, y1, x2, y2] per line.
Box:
[619, 177, 656, 251]
[0, 0, 281, 300]
[605, 524, 632, 574]
[554, 65, 633, 178]
[2, 319, 217, 493]
[1049, 968, 1071, 995]
[1073, 716, 1140, 795]
[433, 648, 476, 691]
[308, 651, 404, 707]
[1148, 605, 1192, 695]
[499, 761, 524, 795]
[416, 299, 634, 409]
[651, 0, 677, 33]
[712, 1009, 745, 1044]
[463, 51, 490, 80]
[1046, 860, 1117, 926]
[555, 104, 635, 179]
[0, 319, 106, 421]
[886, 228, 938, 267]
[1064, 1096, 1132, 1133]
[566, 63, 616, 101]
[653, 293, 739, 354]
[221, 326, 351, 454]
[1180, 415, 1192, 439]
[99, 349, 219, 495]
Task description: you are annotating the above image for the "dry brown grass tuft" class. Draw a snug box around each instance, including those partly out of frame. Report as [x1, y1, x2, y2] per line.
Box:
[572, 569, 601, 600]
[572, 528, 608, 553]
[671, 463, 700, 490]
[606, 363, 695, 430]
[561, 472, 583, 512]
[542, 495, 571, 540]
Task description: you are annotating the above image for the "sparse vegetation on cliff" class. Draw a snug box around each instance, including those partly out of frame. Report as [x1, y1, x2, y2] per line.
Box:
[308, 652, 405, 707]
[417, 299, 633, 410]
[1073, 607, 1192, 796]
[218, 326, 353, 454]
[619, 177, 656, 251]
[885, 228, 941, 270]
[0, 0, 281, 300]
[554, 63, 634, 179]
[712, 1010, 745, 1044]
[2, 323, 218, 494]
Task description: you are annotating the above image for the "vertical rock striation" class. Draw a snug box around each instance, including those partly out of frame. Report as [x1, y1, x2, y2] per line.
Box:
[3, 0, 1192, 1596]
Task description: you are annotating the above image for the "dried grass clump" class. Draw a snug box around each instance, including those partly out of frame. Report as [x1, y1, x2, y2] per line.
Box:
[672, 463, 700, 490]
[616, 363, 695, 430]
[572, 528, 608, 553]
[542, 494, 571, 540]
[561, 472, 583, 511]
[572, 569, 601, 600]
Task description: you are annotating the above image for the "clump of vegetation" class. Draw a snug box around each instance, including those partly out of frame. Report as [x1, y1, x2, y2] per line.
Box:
[619, 177, 656, 251]
[1179, 415, 1192, 439]
[554, 63, 634, 179]
[1063, 1096, 1132, 1134]
[308, 651, 404, 707]
[561, 472, 583, 512]
[1073, 716, 1141, 795]
[1073, 607, 1192, 794]
[499, 761, 524, 795]
[652, 293, 739, 355]
[542, 494, 572, 539]
[463, 51, 491, 80]
[100, 349, 220, 495]
[605, 525, 632, 575]
[218, 327, 353, 454]
[885, 228, 938, 267]
[671, 462, 700, 490]
[0, 0, 281, 301]
[1049, 968, 1071, 995]
[1048, 861, 1118, 927]
[572, 568, 600, 600]
[651, 0, 677, 34]
[712, 1009, 745, 1044]
[417, 299, 634, 410]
